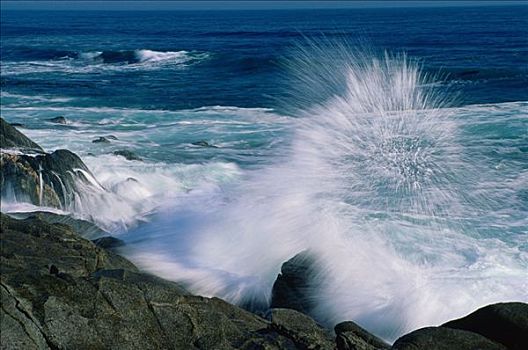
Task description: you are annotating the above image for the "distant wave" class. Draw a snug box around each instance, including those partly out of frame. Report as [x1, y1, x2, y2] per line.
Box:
[1, 49, 209, 75]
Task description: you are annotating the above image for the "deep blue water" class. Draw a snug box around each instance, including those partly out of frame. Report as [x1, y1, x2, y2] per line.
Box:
[2, 6, 527, 110]
[1, 6, 527, 342]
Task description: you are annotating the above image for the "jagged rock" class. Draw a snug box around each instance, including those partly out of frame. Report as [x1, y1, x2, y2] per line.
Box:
[0, 117, 43, 151]
[113, 149, 143, 161]
[192, 140, 218, 148]
[268, 308, 335, 349]
[48, 116, 67, 124]
[0, 213, 334, 349]
[391, 326, 507, 350]
[92, 136, 111, 143]
[271, 250, 321, 315]
[335, 321, 389, 350]
[442, 302, 528, 350]
[1, 149, 96, 209]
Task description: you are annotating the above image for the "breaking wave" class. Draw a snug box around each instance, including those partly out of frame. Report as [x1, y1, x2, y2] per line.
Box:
[119, 43, 528, 342]
[1, 49, 209, 75]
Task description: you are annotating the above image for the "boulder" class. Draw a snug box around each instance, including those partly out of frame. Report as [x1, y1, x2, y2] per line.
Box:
[391, 326, 507, 350]
[335, 321, 389, 350]
[113, 149, 143, 161]
[442, 302, 528, 350]
[0, 117, 43, 151]
[48, 116, 67, 124]
[1, 149, 97, 209]
[271, 250, 321, 315]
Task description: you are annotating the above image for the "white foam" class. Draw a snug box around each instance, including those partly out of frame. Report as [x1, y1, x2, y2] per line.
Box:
[134, 49, 189, 63]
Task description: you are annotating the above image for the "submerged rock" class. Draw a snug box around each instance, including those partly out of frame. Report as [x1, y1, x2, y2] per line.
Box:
[442, 302, 528, 350]
[113, 149, 142, 161]
[335, 321, 389, 350]
[0, 117, 43, 151]
[48, 116, 68, 124]
[192, 140, 218, 148]
[391, 326, 507, 350]
[92, 136, 111, 143]
[271, 250, 321, 315]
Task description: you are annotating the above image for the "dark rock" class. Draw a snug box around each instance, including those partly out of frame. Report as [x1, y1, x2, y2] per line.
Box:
[442, 302, 528, 350]
[0, 213, 333, 349]
[48, 116, 67, 124]
[1, 148, 98, 209]
[113, 149, 143, 161]
[1, 116, 98, 210]
[7, 211, 108, 239]
[268, 308, 335, 349]
[106, 135, 118, 140]
[92, 236, 126, 249]
[92, 136, 111, 143]
[0, 117, 43, 151]
[10, 122, 24, 127]
[192, 140, 218, 148]
[335, 321, 389, 350]
[271, 250, 321, 315]
[392, 326, 507, 350]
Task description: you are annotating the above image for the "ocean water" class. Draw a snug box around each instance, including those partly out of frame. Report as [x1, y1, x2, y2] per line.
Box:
[1, 6, 527, 342]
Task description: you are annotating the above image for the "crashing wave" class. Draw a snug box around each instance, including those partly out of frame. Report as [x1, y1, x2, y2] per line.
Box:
[1, 49, 209, 75]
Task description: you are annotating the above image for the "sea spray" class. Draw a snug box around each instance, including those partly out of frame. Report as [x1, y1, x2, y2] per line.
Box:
[122, 42, 528, 342]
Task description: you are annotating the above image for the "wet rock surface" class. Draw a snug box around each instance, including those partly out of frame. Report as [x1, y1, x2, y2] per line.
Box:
[1, 149, 96, 209]
[113, 149, 143, 161]
[0, 117, 43, 151]
[192, 140, 218, 148]
[271, 251, 321, 316]
[48, 116, 68, 124]
[92, 136, 111, 144]
[1, 119, 100, 210]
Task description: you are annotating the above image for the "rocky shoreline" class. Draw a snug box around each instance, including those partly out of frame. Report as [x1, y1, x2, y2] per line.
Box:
[1, 117, 527, 349]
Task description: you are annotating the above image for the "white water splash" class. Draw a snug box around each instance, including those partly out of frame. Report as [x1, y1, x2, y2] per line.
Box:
[122, 44, 528, 342]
